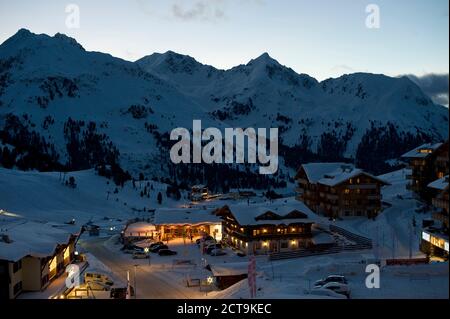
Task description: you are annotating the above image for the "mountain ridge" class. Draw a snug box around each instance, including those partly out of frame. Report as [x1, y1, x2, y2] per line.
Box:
[0, 29, 448, 181]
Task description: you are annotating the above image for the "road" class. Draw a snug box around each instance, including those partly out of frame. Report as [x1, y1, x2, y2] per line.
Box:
[80, 237, 205, 299]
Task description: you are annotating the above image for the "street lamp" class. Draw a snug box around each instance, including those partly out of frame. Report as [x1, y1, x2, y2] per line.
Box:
[144, 247, 151, 266]
[133, 265, 139, 299]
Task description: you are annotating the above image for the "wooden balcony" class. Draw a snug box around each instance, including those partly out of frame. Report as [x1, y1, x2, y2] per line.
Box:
[433, 198, 449, 211]
[432, 211, 449, 225]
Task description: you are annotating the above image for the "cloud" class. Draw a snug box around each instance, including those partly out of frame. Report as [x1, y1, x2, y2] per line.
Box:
[171, 1, 226, 21]
[136, 0, 264, 22]
[406, 73, 449, 106]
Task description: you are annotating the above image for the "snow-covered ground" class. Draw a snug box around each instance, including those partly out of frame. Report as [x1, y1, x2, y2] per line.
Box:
[0, 167, 186, 225]
[1, 167, 448, 299]
[330, 168, 428, 259]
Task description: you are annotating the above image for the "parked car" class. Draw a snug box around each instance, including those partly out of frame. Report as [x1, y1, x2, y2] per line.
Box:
[149, 242, 164, 248]
[308, 289, 347, 299]
[84, 272, 113, 286]
[133, 251, 150, 259]
[315, 275, 348, 287]
[313, 282, 351, 298]
[122, 248, 136, 254]
[209, 248, 226, 256]
[158, 249, 178, 256]
[206, 243, 223, 254]
[150, 244, 168, 253]
[196, 235, 214, 245]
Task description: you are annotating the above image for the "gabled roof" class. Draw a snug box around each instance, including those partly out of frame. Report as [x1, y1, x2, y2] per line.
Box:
[318, 169, 389, 187]
[428, 176, 449, 191]
[0, 218, 75, 262]
[153, 208, 221, 226]
[401, 143, 444, 159]
[297, 163, 389, 187]
[210, 262, 248, 277]
[298, 163, 353, 183]
[222, 200, 316, 226]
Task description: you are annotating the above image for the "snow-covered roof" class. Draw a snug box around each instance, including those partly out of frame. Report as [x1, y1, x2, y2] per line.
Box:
[428, 176, 449, 191]
[300, 163, 388, 187]
[300, 163, 353, 183]
[224, 200, 316, 226]
[210, 262, 249, 277]
[124, 222, 156, 236]
[153, 208, 221, 226]
[401, 143, 444, 159]
[0, 218, 75, 262]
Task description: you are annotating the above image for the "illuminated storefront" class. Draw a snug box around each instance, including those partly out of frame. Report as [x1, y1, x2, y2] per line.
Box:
[421, 230, 449, 259]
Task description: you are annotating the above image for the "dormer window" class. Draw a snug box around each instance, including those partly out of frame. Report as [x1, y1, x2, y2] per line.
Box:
[419, 148, 433, 154]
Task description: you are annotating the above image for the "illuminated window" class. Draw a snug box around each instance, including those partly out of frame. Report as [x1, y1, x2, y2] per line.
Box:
[63, 247, 70, 260]
[49, 257, 57, 273]
[344, 189, 350, 194]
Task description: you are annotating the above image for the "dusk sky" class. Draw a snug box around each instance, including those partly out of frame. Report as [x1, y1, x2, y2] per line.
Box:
[0, 0, 448, 83]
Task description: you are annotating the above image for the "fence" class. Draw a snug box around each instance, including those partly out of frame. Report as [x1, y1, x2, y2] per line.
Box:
[269, 225, 373, 261]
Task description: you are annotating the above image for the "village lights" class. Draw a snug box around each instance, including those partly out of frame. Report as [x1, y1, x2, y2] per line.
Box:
[262, 242, 269, 247]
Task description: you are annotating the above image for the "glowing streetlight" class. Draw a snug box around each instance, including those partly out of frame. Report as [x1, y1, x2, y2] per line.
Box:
[144, 247, 151, 265]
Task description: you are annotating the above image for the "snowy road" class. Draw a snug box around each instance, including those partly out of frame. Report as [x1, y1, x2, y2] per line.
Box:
[80, 237, 205, 299]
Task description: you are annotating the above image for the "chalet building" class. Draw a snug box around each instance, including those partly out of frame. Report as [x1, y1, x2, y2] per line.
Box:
[402, 141, 449, 202]
[0, 220, 78, 299]
[420, 176, 449, 260]
[295, 163, 389, 219]
[189, 185, 209, 202]
[152, 208, 222, 241]
[217, 202, 319, 255]
[209, 262, 248, 290]
[122, 221, 157, 245]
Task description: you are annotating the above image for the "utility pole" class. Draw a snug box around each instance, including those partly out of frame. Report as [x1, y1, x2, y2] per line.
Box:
[134, 265, 138, 299]
[409, 223, 413, 259]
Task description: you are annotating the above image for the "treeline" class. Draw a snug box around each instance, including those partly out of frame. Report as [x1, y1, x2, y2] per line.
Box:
[0, 114, 130, 186]
[281, 121, 435, 176]
[0, 114, 63, 171]
[355, 122, 433, 174]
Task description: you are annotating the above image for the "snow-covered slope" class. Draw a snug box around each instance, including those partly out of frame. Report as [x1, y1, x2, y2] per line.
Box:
[138, 51, 449, 156]
[0, 29, 448, 180]
[0, 167, 180, 224]
[0, 29, 216, 176]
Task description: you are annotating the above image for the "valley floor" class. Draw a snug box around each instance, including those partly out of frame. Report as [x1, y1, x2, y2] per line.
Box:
[0, 167, 448, 299]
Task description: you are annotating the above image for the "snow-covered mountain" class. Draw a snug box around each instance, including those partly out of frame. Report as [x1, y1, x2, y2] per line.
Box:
[138, 51, 448, 156]
[0, 29, 448, 182]
[0, 29, 216, 176]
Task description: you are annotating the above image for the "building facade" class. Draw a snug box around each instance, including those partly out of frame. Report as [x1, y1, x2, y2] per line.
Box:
[217, 203, 316, 255]
[295, 163, 388, 219]
[0, 220, 78, 299]
[402, 141, 449, 202]
[420, 176, 449, 260]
